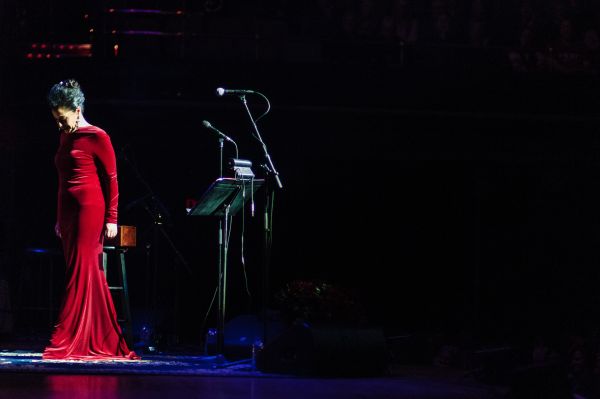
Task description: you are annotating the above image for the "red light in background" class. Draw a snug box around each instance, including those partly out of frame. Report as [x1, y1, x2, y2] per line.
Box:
[26, 41, 93, 60]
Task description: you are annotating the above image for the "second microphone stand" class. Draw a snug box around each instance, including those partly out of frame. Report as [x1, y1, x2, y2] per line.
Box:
[198, 132, 250, 367]
[120, 148, 191, 351]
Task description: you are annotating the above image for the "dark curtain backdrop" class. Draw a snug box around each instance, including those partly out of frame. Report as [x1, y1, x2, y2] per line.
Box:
[2, 54, 600, 348]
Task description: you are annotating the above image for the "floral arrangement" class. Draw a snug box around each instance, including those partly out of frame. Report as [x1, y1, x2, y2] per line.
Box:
[274, 279, 365, 326]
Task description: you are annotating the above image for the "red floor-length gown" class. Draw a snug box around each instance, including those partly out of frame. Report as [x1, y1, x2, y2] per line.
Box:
[43, 125, 138, 360]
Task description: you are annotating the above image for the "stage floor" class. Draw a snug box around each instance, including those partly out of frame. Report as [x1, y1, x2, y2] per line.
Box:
[0, 349, 507, 399]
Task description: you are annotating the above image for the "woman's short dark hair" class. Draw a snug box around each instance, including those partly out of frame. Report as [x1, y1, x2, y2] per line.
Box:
[47, 79, 85, 112]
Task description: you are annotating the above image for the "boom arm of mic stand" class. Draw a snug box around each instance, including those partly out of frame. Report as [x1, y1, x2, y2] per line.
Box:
[121, 147, 190, 274]
[239, 95, 283, 189]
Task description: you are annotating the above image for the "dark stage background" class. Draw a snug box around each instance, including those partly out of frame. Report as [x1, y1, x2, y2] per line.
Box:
[1, 0, 600, 362]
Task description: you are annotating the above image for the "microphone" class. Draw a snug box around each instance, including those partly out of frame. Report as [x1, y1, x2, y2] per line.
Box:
[202, 120, 235, 143]
[216, 87, 255, 97]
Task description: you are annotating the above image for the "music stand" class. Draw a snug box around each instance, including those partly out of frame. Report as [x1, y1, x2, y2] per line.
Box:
[188, 177, 264, 365]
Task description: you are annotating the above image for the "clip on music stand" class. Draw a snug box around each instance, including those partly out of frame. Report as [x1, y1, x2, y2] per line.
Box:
[188, 177, 264, 365]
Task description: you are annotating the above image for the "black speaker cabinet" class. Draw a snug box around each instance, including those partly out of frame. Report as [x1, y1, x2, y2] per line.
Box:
[256, 324, 388, 376]
[509, 363, 572, 399]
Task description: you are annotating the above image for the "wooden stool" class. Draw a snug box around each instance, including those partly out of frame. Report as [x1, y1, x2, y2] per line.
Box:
[103, 225, 136, 347]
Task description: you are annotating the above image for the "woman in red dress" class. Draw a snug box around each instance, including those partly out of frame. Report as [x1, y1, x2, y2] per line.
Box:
[43, 79, 138, 360]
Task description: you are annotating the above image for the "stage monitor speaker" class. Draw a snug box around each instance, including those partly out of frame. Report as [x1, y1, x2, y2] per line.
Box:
[509, 362, 571, 399]
[256, 324, 388, 376]
[204, 314, 285, 360]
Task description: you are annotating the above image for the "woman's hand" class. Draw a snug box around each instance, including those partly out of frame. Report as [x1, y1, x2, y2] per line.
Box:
[105, 223, 118, 239]
[55, 222, 61, 238]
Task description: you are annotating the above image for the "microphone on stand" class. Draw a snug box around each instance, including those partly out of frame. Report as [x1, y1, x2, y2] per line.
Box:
[202, 120, 236, 143]
[216, 87, 255, 97]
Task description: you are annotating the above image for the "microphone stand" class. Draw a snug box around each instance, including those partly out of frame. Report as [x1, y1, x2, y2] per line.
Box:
[203, 132, 243, 367]
[239, 95, 283, 190]
[237, 94, 283, 350]
[119, 148, 192, 351]
[219, 138, 224, 178]
[216, 137, 225, 362]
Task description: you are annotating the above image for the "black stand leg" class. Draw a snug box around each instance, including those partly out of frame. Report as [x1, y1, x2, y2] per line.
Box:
[262, 181, 273, 346]
[215, 207, 229, 363]
[214, 203, 249, 368]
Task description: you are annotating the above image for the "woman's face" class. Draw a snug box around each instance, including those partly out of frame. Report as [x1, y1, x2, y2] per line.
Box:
[51, 106, 80, 133]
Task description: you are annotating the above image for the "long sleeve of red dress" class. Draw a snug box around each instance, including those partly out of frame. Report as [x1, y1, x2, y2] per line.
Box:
[95, 131, 119, 224]
[43, 125, 138, 360]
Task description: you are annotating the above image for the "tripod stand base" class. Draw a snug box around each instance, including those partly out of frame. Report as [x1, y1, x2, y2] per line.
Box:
[207, 354, 253, 369]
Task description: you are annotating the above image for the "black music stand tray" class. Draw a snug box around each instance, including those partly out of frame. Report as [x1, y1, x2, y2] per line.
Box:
[188, 177, 264, 366]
